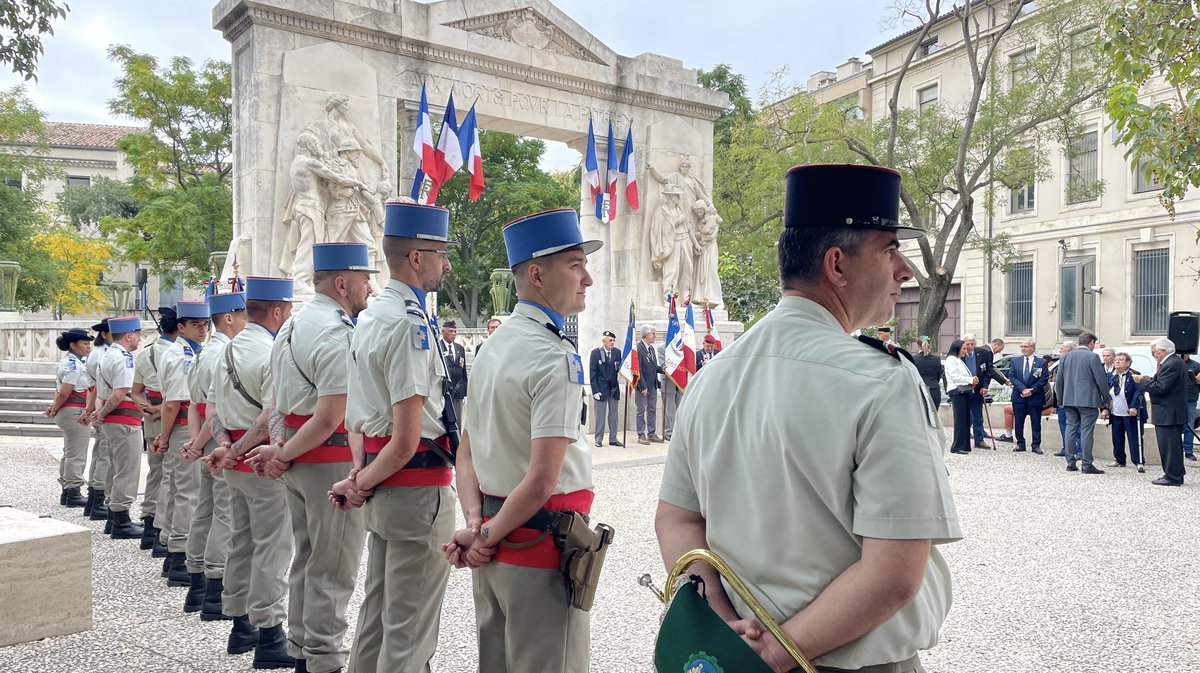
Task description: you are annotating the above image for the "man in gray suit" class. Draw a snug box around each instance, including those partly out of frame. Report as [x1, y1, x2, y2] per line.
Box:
[1054, 331, 1110, 474]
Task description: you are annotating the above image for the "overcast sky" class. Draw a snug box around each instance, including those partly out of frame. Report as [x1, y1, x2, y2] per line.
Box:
[2, 0, 900, 169]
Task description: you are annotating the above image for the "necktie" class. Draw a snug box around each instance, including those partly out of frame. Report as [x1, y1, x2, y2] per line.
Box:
[1025, 357, 1031, 379]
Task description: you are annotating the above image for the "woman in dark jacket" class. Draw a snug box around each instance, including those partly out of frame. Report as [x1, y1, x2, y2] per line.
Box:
[945, 339, 977, 454]
[912, 336, 945, 408]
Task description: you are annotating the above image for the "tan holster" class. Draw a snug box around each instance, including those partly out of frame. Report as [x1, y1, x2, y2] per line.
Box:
[554, 511, 615, 612]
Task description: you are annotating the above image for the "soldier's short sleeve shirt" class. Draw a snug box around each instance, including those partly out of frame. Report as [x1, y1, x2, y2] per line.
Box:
[273, 294, 353, 416]
[465, 302, 592, 497]
[345, 280, 444, 439]
[193, 331, 229, 405]
[159, 338, 197, 403]
[98, 343, 136, 398]
[658, 296, 961, 670]
[85, 344, 106, 389]
[213, 323, 275, 431]
[56, 354, 84, 390]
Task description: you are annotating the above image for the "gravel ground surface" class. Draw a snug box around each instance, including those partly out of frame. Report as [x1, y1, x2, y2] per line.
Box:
[1, 438, 1198, 672]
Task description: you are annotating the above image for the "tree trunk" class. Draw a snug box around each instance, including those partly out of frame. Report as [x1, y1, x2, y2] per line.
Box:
[917, 272, 952, 349]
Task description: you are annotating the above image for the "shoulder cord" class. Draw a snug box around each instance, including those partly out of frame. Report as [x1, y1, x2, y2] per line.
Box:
[224, 341, 264, 410]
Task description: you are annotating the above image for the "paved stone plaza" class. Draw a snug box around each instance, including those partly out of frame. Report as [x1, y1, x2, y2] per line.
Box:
[0, 435, 1197, 673]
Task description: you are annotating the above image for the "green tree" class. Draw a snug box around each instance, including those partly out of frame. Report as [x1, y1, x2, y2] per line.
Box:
[697, 63, 752, 149]
[1104, 0, 1200, 215]
[435, 130, 577, 326]
[56, 175, 141, 232]
[0, 85, 64, 311]
[99, 45, 232, 288]
[0, 0, 69, 81]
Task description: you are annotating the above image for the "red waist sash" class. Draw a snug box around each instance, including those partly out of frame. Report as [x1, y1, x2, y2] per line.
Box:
[228, 428, 256, 473]
[286, 413, 352, 464]
[364, 434, 453, 487]
[102, 400, 142, 426]
[484, 489, 595, 569]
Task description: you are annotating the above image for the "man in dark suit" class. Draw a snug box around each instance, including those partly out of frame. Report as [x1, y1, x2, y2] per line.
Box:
[635, 324, 662, 445]
[1008, 339, 1047, 454]
[1054, 331, 1111, 474]
[1106, 352, 1146, 471]
[589, 330, 624, 448]
[439, 320, 468, 424]
[1133, 338, 1189, 485]
[695, 334, 721, 371]
[962, 333, 1009, 448]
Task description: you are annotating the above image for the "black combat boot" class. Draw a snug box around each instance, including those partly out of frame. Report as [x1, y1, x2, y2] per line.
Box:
[227, 615, 259, 655]
[90, 490, 108, 521]
[151, 538, 168, 558]
[183, 572, 206, 613]
[82, 487, 95, 516]
[167, 552, 190, 587]
[201, 578, 231, 621]
[139, 516, 157, 550]
[252, 623, 296, 670]
[161, 552, 171, 577]
[295, 659, 308, 673]
[109, 509, 144, 539]
[104, 510, 114, 534]
[61, 487, 87, 508]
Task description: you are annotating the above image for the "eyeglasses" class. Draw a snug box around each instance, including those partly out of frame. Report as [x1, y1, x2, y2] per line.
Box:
[410, 248, 450, 260]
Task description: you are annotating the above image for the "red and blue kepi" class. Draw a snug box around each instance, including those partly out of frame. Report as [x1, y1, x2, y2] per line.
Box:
[383, 201, 456, 244]
[108, 315, 142, 336]
[313, 242, 378, 273]
[502, 208, 603, 268]
[175, 301, 209, 321]
[207, 292, 246, 316]
[245, 277, 294, 302]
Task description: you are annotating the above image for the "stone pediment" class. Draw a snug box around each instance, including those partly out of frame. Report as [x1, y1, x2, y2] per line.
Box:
[443, 7, 607, 65]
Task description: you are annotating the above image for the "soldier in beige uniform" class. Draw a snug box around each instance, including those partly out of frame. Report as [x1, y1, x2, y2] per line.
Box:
[445, 207, 601, 673]
[206, 277, 295, 669]
[333, 203, 456, 673]
[249, 243, 371, 673]
[91, 315, 147, 540]
[48, 328, 94, 509]
[153, 300, 209, 589]
[656, 165, 961, 673]
[179, 291, 246, 619]
[81, 320, 112, 521]
[132, 308, 178, 553]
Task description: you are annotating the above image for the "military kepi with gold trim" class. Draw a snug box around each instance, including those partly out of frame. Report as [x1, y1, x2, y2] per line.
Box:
[502, 208, 603, 268]
[207, 292, 246, 316]
[245, 277, 294, 302]
[784, 164, 924, 240]
[384, 201, 456, 243]
[108, 316, 142, 336]
[176, 300, 209, 321]
[313, 242, 378, 273]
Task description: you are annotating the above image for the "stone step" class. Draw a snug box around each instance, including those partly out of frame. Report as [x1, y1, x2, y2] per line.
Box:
[0, 410, 58, 425]
[0, 386, 58, 400]
[0, 374, 57, 389]
[0, 422, 64, 437]
[0, 399, 53, 413]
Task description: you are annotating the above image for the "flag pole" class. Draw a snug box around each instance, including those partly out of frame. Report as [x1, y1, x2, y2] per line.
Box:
[622, 382, 630, 448]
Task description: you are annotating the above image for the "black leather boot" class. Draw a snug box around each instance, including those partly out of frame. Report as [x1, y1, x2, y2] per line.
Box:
[295, 659, 308, 673]
[151, 538, 168, 558]
[139, 516, 157, 550]
[201, 578, 231, 621]
[252, 623, 296, 670]
[183, 572, 206, 613]
[227, 615, 259, 655]
[82, 487, 95, 516]
[167, 552, 190, 587]
[161, 553, 171, 577]
[104, 509, 114, 534]
[62, 488, 87, 508]
[89, 490, 108, 521]
[109, 509, 144, 539]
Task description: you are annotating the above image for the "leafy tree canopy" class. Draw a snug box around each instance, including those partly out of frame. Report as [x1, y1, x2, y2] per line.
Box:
[697, 63, 753, 149]
[0, 0, 69, 81]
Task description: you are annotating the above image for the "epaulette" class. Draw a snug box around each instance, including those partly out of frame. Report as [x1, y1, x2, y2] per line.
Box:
[402, 298, 426, 319]
[857, 335, 914, 364]
[182, 345, 194, 357]
[336, 309, 356, 329]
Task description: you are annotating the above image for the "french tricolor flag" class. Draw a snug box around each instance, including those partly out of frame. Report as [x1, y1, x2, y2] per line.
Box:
[584, 119, 601, 217]
[458, 104, 484, 202]
[410, 82, 437, 203]
[619, 124, 639, 212]
[618, 300, 638, 387]
[602, 121, 618, 223]
[426, 93, 461, 204]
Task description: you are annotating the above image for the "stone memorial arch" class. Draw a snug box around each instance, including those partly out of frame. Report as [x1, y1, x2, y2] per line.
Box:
[213, 0, 738, 345]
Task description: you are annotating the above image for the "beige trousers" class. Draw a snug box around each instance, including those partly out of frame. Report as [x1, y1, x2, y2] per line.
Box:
[283, 462, 366, 673]
[88, 429, 110, 490]
[55, 407, 90, 489]
[142, 416, 163, 519]
[185, 439, 232, 578]
[348, 485, 453, 673]
[99, 422, 143, 512]
[223, 469, 292, 627]
[158, 423, 200, 552]
[473, 562, 590, 673]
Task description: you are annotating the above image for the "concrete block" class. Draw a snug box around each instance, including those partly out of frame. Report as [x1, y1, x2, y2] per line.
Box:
[0, 508, 92, 646]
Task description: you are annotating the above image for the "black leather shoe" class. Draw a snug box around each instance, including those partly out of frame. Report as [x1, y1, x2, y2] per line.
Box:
[1081, 464, 1105, 474]
[1053, 450, 1066, 457]
[152, 539, 168, 559]
[594, 440, 602, 447]
[1066, 463, 1079, 472]
[62, 487, 88, 508]
[140, 516, 157, 550]
[109, 510, 144, 539]
[974, 441, 988, 449]
[1013, 445, 1026, 452]
[609, 440, 624, 447]
[228, 615, 259, 655]
[201, 578, 231, 621]
[167, 552, 190, 587]
[184, 572, 206, 613]
[949, 449, 971, 454]
[1151, 477, 1182, 486]
[252, 623, 296, 669]
[1031, 447, 1043, 455]
[89, 492, 108, 521]
[1186, 454, 1197, 462]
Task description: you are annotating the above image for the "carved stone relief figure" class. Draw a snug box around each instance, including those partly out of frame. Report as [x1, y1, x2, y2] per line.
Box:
[649, 184, 699, 299]
[692, 200, 723, 305]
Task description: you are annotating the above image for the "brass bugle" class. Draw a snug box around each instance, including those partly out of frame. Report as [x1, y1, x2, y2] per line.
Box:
[661, 549, 819, 673]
